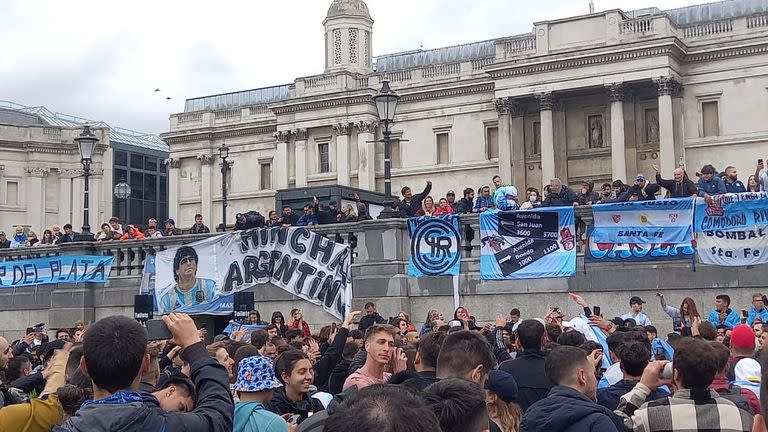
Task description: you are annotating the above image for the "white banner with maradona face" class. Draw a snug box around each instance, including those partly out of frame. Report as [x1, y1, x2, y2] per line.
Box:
[154, 228, 352, 319]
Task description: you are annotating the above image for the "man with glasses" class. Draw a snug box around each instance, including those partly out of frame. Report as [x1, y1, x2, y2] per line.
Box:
[295, 204, 318, 226]
[159, 246, 217, 313]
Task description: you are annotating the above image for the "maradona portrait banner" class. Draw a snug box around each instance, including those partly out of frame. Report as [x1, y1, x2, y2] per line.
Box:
[408, 215, 461, 277]
[479, 207, 576, 280]
[154, 228, 352, 319]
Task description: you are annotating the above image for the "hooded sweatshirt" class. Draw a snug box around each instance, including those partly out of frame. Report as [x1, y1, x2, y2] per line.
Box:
[575, 181, 599, 205]
[521, 386, 627, 432]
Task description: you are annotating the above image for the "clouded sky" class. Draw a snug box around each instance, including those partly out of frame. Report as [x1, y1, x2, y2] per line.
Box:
[0, 0, 705, 134]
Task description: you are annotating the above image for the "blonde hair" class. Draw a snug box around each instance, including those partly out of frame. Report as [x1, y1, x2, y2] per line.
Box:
[486, 397, 523, 432]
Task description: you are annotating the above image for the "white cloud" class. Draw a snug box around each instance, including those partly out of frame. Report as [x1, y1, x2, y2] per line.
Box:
[0, 0, 708, 134]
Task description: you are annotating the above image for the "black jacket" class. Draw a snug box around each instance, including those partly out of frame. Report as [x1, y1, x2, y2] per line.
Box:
[0, 239, 10, 248]
[596, 379, 669, 410]
[328, 358, 352, 395]
[313, 327, 349, 393]
[655, 173, 697, 198]
[499, 349, 552, 411]
[189, 223, 210, 234]
[265, 386, 324, 424]
[455, 197, 474, 214]
[388, 370, 439, 392]
[280, 212, 300, 226]
[54, 342, 233, 432]
[575, 181, 599, 205]
[398, 183, 432, 218]
[626, 181, 660, 200]
[521, 386, 627, 432]
[314, 204, 340, 225]
[55, 233, 78, 244]
[543, 187, 578, 207]
[295, 387, 357, 432]
[9, 372, 45, 395]
[358, 313, 386, 332]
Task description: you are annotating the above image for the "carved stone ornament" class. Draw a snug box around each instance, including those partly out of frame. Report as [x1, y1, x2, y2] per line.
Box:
[494, 97, 526, 117]
[164, 158, 181, 169]
[273, 130, 292, 143]
[493, 98, 510, 114]
[355, 121, 378, 134]
[536, 92, 555, 111]
[25, 167, 50, 177]
[332, 123, 351, 136]
[59, 168, 83, 177]
[91, 168, 105, 176]
[605, 83, 625, 102]
[196, 154, 214, 165]
[653, 76, 682, 97]
[293, 128, 308, 140]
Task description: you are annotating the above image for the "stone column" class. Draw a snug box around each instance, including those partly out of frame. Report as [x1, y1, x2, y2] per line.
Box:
[197, 154, 214, 224]
[356, 121, 377, 191]
[294, 128, 308, 187]
[71, 175, 84, 229]
[654, 76, 681, 178]
[494, 98, 513, 184]
[510, 104, 527, 189]
[273, 131, 291, 190]
[536, 92, 556, 186]
[25, 167, 49, 232]
[58, 169, 76, 225]
[165, 158, 181, 219]
[334, 123, 351, 186]
[606, 83, 627, 182]
[90, 169, 104, 228]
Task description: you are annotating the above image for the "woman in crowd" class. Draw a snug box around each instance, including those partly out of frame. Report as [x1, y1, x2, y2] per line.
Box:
[145, 225, 163, 238]
[267, 210, 281, 227]
[265, 350, 324, 424]
[120, 224, 146, 240]
[747, 175, 760, 192]
[416, 196, 436, 217]
[454, 306, 480, 330]
[249, 310, 267, 326]
[657, 292, 700, 331]
[395, 312, 417, 333]
[288, 309, 311, 337]
[27, 232, 39, 247]
[271, 311, 287, 337]
[485, 370, 523, 432]
[520, 187, 542, 210]
[393, 318, 410, 343]
[36, 229, 55, 246]
[433, 198, 454, 216]
[337, 204, 358, 223]
[420, 310, 443, 335]
[95, 223, 113, 242]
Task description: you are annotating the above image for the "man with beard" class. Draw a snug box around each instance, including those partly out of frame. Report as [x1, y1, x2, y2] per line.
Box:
[521, 345, 626, 432]
[723, 166, 746, 193]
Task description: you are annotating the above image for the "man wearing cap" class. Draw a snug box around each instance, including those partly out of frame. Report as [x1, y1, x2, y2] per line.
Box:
[233, 355, 287, 432]
[445, 190, 457, 212]
[165, 219, 182, 236]
[620, 297, 652, 327]
[160, 246, 217, 313]
[726, 325, 760, 382]
[627, 174, 660, 201]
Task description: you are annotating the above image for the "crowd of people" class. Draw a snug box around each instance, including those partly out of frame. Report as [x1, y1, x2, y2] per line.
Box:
[3, 290, 768, 431]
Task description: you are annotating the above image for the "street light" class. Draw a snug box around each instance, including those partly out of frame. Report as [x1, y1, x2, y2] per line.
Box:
[219, 145, 230, 231]
[372, 76, 400, 219]
[74, 124, 98, 241]
[113, 178, 131, 224]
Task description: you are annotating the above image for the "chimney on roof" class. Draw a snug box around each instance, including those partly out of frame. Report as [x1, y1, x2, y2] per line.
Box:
[589, 0, 595, 14]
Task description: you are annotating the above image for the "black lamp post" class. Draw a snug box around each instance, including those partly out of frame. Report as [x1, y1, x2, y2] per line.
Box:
[372, 76, 400, 219]
[219, 145, 230, 231]
[113, 178, 131, 224]
[74, 124, 98, 241]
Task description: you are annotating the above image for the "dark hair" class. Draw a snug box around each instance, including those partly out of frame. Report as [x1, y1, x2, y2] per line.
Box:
[510, 308, 521, 317]
[606, 331, 627, 356]
[699, 321, 717, 341]
[612, 180, 625, 189]
[194, 213, 202, 219]
[716, 294, 731, 307]
[172, 246, 198, 282]
[701, 164, 716, 175]
[83, 315, 147, 393]
[342, 342, 360, 361]
[463, 187, 474, 198]
[271, 311, 285, 325]
[224, 340, 247, 360]
[436, 330, 496, 379]
[364, 302, 375, 309]
[557, 331, 586, 347]
[249, 310, 261, 321]
[620, 341, 650, 377]
[349, 329, 364, 340]
[516, 320, 545, 350]
[274, 349, 310, 384]
[644, 325, 657, 336]
[545, 345, 589, 386]
[318, 325, 332, 344]
[674, 338, 718, 390]
[233, 345, 261, 379]
[579, 340, 603, 356]
[324, 385, 440, 432]
[6, 356, 31, 381]
[57, 383, 91, 417]
[416, 331, 446, 369]
[56, 328, 70, 338]
[285, 328, 304, 341]
[160, 375, 197, 402]
[63, 224, 73, 230]
[545, 323, 562, 343]
[289, 341, 305, 351]
[709, 341, 731, 373]
[422, 378, 488, 432]
[250, 329, 270, 350]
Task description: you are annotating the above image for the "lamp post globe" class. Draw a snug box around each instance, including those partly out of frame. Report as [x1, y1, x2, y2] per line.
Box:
[73, 124, 99, 241]
[372, 76, 400, 219]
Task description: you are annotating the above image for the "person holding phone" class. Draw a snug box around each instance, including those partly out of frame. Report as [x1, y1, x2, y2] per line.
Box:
[620, 297, 652, 327]
[754, 158, 767, 192]
[233, 355, 295, 432]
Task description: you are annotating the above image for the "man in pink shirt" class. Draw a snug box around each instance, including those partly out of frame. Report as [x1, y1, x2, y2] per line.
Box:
[343, 324, 407, 390]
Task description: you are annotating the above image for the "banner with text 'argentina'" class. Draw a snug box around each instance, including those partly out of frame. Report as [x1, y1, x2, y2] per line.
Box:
[694, 192, 768, 232]
[480, 207, 576, 280]
[155, 228, 352, 319]
[591, 198, 694, 244]
[408, 215, 461, 277]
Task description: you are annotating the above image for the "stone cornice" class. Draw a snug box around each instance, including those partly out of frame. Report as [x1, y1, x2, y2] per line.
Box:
[163, 125, 277, 145]
[399, 82, 495, 102]
[271, 94, 374, 115]
[685, 41, 768, 63]
[196, 154, 214, 165]
[25, 167, 50, 177]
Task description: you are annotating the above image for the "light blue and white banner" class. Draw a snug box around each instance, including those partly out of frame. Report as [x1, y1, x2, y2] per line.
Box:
[408, 215, 461, 277]
[697, 226, 768, 266]
[694, 192, 768, 232]
[480, 207, 576, 280]
[0, 255, 113, 288]
[591, 198, 694, 244]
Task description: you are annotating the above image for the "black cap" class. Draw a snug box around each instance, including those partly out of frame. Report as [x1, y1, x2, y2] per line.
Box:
[40, 339, 67, 364]
[484, 370, 518, 403]
[610, 317, 624, 326]
[629, 296, 645, 306]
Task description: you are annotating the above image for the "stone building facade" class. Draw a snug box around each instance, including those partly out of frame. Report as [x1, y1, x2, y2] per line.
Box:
[163, 0, 768, 228]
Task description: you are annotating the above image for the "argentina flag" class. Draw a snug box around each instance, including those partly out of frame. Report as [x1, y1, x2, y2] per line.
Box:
[408, 215, 461, 277]
[591, 197, 694, 244]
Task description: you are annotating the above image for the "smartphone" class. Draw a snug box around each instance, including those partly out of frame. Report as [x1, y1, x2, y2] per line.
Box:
[583, 306, 593, 317]
[760, 158, 764, 165]
[331, 322, 338, 331]
[660, 362, 673, 380]
[742, 309, 748, 317]
[288, 414, 300, 425]
[146, 319, 173, 341]
[26, 327, 34, 335]
[593, 306, 601, 317]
